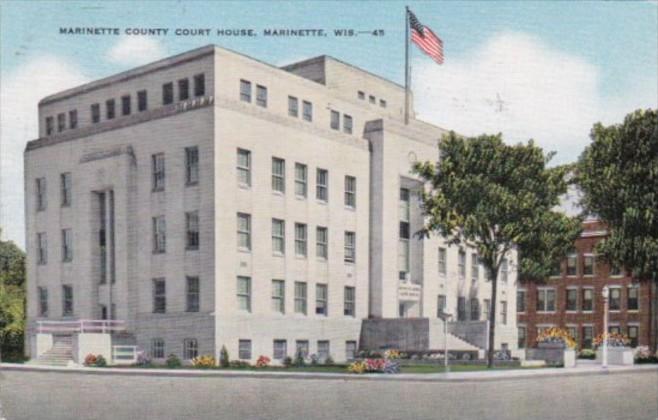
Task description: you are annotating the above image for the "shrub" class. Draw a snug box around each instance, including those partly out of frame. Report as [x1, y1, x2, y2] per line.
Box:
[283, 356, 293, 367]
[634, 346, 658, 364]
[578, 349, 596, 360]
[220, 345, 230, 368]
[166, 353, 182, 368]
[309, 354, 319, 366]
[324, 355, 334, 366]
[95, 355, 107, 367]
[192, 355, 216, 368]
[84, 354, 97, 367]
[229, 360, 251, 368]
[294, 350, 306, 367]
[255, 355, 271, 368]
[135, 350, 152, 367]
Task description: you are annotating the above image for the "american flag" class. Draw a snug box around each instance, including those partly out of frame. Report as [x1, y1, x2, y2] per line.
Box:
[409, 10, 444, 65]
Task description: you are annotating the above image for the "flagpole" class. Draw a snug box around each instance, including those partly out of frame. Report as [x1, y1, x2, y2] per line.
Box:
[404, 6, 410, 125]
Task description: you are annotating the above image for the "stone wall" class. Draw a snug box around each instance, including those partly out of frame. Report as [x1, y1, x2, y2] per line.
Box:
[359, 318, 430, 351]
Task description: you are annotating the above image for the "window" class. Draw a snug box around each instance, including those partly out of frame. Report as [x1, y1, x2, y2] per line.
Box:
[610, 263, 622, 277]
[288, 96, 299, 117]
[471, 253, 479, 281]
[45, 116, 54, 135]
[61, 229, 73, 262]
[501, 259, 509, 282]
[185, 211, 199, 250]
[194, 73, 205, 97]
[57, 113, 66, 132]
[628, 326, 639, 347]
[69, 110, 78, 129]
[152, 153, 165, 191]
[240, 79, 252, 102]
[162, 82, 174, 105]
[37, 232, 47, 265]
[537, 289, 556, 312]
[379, 99, 387, 108]
[346, 341, 357, 360]
[583, 254, 594, 276]
[316, 227, 328, 259]
[178, 78, 190, 101]
[256, 84, 267, 107]
[330, 110, 340, 130]
[295, 340, 309, 358]
[184, 276, 200, 312]
[294, 163, 307, 197]
[36, 177, 47, 211]
[518, 326, 527, 349]
[294, 282, 307, 314]
[152, 278, 166, 313]
[551, 259, 561, 277]
[237, 148, 251, 186]
[357, 91, 365, 100]
[295, 223, 307, 257]
[483, 299, 491, 320]
[344, 286, 355, 316]
[566, 252, 578, 276]
[185, 146, 199, 185]
[344, 176, 356, 208]
[38, 287, 48, 317]
[273, 340, 287, 360]
[316, 284, 328, 315]
[609, 287, 621, 311]
[183, 338, 198, 360]
[470, 298, 480, 321]
[152, 216, 166, 253]
[106, 99, 115, 120]
[458, 250, 466, 278]
[566, 288, 578, 311]
[457, 297, 466, 321]
[272, 280, 285, 313]
[272, 157, 285, 193]
[121, 95, 131, 116]
[237, 276, 251, 312]
[150, 338, 165, 359]
[137, 90, 148, 112]
[237, 213, 251, 251]
[582, 288, 594, 311]
[437, 295, 447, 316]
[272, 219, 285, 254]
[609, 325, 621, 335]
[317, 340, 330, 360]
[62, 285, 73, 316]
[344, 231, 356, 263]
[500, 301, 507, 325]
[316, 169, 328, 201]
[517, 290, 526, 313]
[628, 285, 639, 311]
[91, 103, 101, 123]
[302, 100, 313, 121]
[438, 248, 447, 276]
[582, 326, 594, 349]
[369, 95, 376, 104]
[60, 173, 72, 207]
[239, 340, 252, 359]
[343, 114, 353, 134]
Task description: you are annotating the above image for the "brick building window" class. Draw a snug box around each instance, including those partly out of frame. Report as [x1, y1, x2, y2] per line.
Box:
[537, 289, 556, 312]
[627, 325, 639, 347]
[316, 168, 328, 202]
[583, 254, 595, 276]
[609, 287, 621, 311]
[566, 326, 578, 343]
[582, 288, 594, 311]
[294, 163, 307, 198]
[627, 285, 639, 311]
[344, 231, 355, 263]
[566, 252, 578, 276]
[517, 290, 526, 313]
[582, 326, 594, 349]
[566, 288, 578, 311]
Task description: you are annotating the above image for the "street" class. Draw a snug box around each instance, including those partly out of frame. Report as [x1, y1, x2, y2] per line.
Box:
[1, 368, 657, 420]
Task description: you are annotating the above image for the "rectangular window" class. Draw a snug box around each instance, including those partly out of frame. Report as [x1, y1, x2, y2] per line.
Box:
[272, 280, 285, 313]
[69, 110, 78, 129]
[152, 216, 166, 253]
[152, 278, 166, 313]
[344, 286, 355, 316]
[437, 295, 447, 316]
[288, 96, 299, 117]
[194, 73, 205, 97]
[317, 340, 330, 360]
[183, 339, 198, 360]
[369, 95, 376, 104]
[438, 248, 447, 276]
[316, 284, 328, 316]
[272, 157, 286, 193]
[517, 290, 526, 313]
[346, 341, 357, 360]
[316, 226, 328, 259]
[458, 250, 466, 278]
[162, 82, 174, 105]
[237, 213, 251, 251]
[185, 146, 199, 185]
[330, 110, 340, 130]
[316, 169, 328, 201]
[610, 263, 622, 276]
[628, 285, 639, 310]
[239, 339, 252, 360]
[60, 173, 71, 207]
[302, 100, 313, 121]
[178, 78, 189, 101]
[471, 253, 479, 281]
[151, 338, 165, 359]
[152, 153, 165, 191]
[37, 232, 47, 265]
[380, 99, 387, 108]
[582, 326, 594, 349]
[272, 219, 285, 254]
[537, 289, 556, 312]
[582, 288, 594, 311]
[294, 163, 307, 197]
[583, 254, 594, 276]
[186, 276, 200, 312]
[57, 113, 66, 132]
[501, 259, 509, 282]
[609, 287, 621, 311]
[344, 231, 356, 263]
[61, 228, 73, 262]
[38, 287, 48, 317]
[500, 301, 507, 325]
[295, 223, 307, 257]
[518, 326, 527, 349]
[609, 325, 621, 335]
[185, 211, 199, 250]
[240, 79, 252, 102]
[457, 297, 466, 321]
[358, 91, 365, 100]
[121, 94, 131, 116]
[237, 148, 251, 186]
[106, 99, 115, 120]
[61, 285, 73, 316]
[483, 299, 491, 320]
[45, 116, 54, 135]
[294, 340, 309, 358]
[237, 276, 251, 312]
[551, 259, 562, 277]
[294, 282, 307, 314]
[273, 340, 287, 360]
[566, 288, 578, 311]
[137, 90, 148, 112]
[344, 176, 356, 208]
[91, 103, 101, 123]
[628, 326, 639, 347]
[343, 114, 353, 134]
[256, 84, 267, 107]
[36, 177, 47, 211]
[470, 298, 480, 321]
[566, 252, 578, 276]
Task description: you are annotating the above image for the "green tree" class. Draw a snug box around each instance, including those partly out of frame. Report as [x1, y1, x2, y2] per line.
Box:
[415, 132, 581, 367]
[577, 108, 658, 349]
[0, 230, 26, 361]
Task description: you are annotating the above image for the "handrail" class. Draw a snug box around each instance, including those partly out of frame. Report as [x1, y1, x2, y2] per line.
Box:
[36, 319, 126, 334]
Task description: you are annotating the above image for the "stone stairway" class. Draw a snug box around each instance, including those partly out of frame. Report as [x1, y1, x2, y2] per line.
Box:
[30, 336, 73, 366]
[445, 332, 481, 351]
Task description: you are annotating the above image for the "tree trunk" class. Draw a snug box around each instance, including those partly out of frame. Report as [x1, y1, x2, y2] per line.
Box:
[651, 276, 657, 352]
[487, 272, 498, 368]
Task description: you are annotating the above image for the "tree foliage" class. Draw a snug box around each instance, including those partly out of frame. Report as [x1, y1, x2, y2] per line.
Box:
[0, 230, 26, 360]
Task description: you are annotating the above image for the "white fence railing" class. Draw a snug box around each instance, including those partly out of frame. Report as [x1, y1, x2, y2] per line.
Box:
[112, 345, 138, 365]
[36, 319, 126, 334]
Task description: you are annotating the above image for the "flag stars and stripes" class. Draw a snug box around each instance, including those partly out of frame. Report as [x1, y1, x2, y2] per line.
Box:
[408, 10, 444, 65]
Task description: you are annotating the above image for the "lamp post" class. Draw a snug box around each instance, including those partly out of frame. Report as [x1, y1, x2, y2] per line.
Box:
[602, 286, 609, 369]
[438, 311, 453, 373]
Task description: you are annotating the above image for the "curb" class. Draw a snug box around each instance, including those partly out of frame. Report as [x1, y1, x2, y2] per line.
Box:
[2, 363, 657, 383]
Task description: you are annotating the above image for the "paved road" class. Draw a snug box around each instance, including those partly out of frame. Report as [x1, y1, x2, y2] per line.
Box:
[1, 369, 657, 420]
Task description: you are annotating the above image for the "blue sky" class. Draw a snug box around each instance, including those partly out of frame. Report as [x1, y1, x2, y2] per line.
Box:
[1, 0, 657, 247]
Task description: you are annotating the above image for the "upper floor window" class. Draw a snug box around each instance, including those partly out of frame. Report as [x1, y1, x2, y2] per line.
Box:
[438, 247, 447, 276]
[330, 110, 340, 130]
[470, 298, 480, 320]
[237, 213, 251, 251]
[152, 216, 166, 253]
[37, 232, 47, 265]
[500, 301, 507, 324]
[137, 90, 148, 112]
[582, 288, 594, 311]
[566, 252, 578, 276]
[583, 254, 595, 276]
[295, 223, 307, 257]
[537, 289, 556, 312]
[294, 282, 307, 314]
[185, 146, 199, 185]
[61, 228, 73, 262]
[437, 294, 447, 316]
[162, 82, 174, 105]
[458, 250, 466, 278]
[628, 325, 639, 347]
[288, 96, 299, 117]
[106, 99, 115, 120]
[152, 278, 166, 313]
[343, 114, 353, 134]
[501, 258, 509, 282]
[316, 284, 328, 315]
[379, 99, 387, 108]
[69, 110, 78, 129]
[57, 113, 66, 132]
[471, 253, 479, 281]
[302, 100, 313, 121]
[256, 84, 267, 107]
[609, 287, 621, 311]
[550, 259, 561, 277]
[566, 288, 578, 311]
[194, 73, 205, 97]
[152, 153, 165, 191]
[240, 79, 252, 102]
[294, 163, 307, 198]
[516, 290, 526, 313]
[316, 226, 328, 259]
[344, 286, 355, 316]
[369, 95, 376, 104]
[36, 177, 47, 211]
[316, 169, 328, 202]
[272, 280, 285, 313]
[121, 95, 131, 116]
[236, 148, 251, 186]
[344, 175, 356, 208]
[628, 285, 639, 310]
[237, 276, 251, 312]
[178, 78, 190, 101]
[186, 276, 200, 312]
[91, 103, 101, 123]
[38, 287, 48, 317]
[272, 218, 285, 255]
[185, 211, 199, 250]
[457, 297, 466, 321]
[272, 157, 285, 193]
[357, 91, 365, 100]
[45, 116, 54, 135]
[62, 285, 74, 316]
[518, 326, 527, 349]
[344, 231, 356, 263]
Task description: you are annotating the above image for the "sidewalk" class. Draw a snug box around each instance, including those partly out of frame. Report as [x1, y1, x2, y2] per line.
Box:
[2, 361, 656, 382]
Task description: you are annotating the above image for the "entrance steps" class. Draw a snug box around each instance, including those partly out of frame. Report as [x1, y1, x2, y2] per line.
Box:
[29, 336, 73, 366]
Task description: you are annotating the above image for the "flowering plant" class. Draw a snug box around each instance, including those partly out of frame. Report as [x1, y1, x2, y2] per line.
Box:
[384, 349, 401, 360]
[255, 355, 271, 368]
[347, 358, 400, 374]
[633, 346, 658, 363]
[593, 332, 630, 348]
[84, 354, 97, 367]
[192, 355, 216, 368]
[535, 327, 577, 349]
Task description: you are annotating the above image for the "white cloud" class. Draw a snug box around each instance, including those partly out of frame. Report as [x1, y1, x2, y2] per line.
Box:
[414, 31, 657, 165]
[0, 56, 88, 248]
[106, 36, 167, 66]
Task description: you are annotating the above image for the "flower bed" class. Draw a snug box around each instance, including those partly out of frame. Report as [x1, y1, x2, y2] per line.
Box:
[536, 327, 576, 349]
[347, 358, 400, 374]
[593, 332, 630, 348]
[634, 346, 658, 364]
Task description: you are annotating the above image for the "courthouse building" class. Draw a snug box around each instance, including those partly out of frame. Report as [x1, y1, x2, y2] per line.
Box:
[25, 45, 519, 363]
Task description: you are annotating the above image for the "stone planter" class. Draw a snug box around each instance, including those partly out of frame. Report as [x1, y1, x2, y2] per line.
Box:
[596, 347, 634, 365]
[563, 349, 576, 368]
[528, 342, 576, 366]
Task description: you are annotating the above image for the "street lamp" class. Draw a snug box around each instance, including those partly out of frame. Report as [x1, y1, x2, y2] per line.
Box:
[602, 286, 609, 369]
[437, 311, 453, 373]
